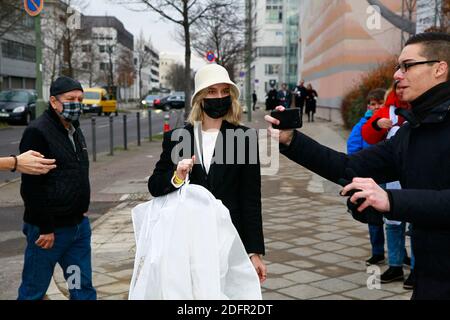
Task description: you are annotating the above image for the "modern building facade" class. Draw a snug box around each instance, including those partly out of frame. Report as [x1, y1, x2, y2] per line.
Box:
[298, 0, 415, 113]
[250, 0, 284, 103]
[0, 12, 36, 90]
[281, 0, 299, 89]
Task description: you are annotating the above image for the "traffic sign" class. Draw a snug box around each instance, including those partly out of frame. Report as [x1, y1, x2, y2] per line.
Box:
[205, 51, 216, 63]
[24, 0, 44, 16]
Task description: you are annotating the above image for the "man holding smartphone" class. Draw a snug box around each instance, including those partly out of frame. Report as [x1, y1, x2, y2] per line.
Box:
[265, 32, 450, 300]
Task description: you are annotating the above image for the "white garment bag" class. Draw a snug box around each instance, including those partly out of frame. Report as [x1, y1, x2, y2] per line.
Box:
[128, 182, 262, 300]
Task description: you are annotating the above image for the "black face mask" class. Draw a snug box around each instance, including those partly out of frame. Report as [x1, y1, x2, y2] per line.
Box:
[202, 96, 232, 119]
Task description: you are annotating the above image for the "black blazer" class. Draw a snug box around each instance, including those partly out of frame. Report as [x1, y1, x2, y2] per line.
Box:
[148, 121, 265, 255]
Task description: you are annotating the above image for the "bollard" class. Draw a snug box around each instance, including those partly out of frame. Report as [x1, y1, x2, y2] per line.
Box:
[148, 108, 153, 142]
[109, 114, 114, 156]
[123, 114, 128, 150]
[137, 111, 141, 146]
[163, 113, 170, 132]
[91, 116, 96, 162]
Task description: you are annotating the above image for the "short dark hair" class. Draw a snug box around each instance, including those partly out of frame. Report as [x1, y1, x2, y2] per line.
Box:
[405, 32, 450, 79]
[367, 88, 386, 104]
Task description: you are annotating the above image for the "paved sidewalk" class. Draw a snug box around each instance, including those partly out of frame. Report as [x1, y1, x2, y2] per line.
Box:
[51, 109, 413, 300]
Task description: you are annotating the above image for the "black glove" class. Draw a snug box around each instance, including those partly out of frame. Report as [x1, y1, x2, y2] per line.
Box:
[338, 169, 384, 226]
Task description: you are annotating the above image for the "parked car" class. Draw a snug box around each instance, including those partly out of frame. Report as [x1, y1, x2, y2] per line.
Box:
[154, 93, 185, 111]
[82, 87, 117, 116]
[0, 89, 37, 125]
[141, 95, 160, 108]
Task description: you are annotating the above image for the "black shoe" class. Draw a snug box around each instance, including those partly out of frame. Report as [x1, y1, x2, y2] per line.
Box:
[403, 271, 415, 290]
[365, 255, 385, 266]
[403, 256, 411, 267]
[380, 266, 404, 283]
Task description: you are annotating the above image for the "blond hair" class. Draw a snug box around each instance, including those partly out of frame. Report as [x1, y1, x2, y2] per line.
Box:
[187, 86, 242, 126]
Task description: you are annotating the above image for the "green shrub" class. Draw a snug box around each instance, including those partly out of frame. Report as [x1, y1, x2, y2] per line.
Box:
[341, 57, 398, 129]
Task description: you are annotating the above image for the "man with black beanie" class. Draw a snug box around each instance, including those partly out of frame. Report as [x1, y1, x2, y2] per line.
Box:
[18, 76, 96, 300]
[266, 32, 450, 300]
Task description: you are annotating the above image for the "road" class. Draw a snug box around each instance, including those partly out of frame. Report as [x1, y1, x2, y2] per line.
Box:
[0, 108, 183, 184]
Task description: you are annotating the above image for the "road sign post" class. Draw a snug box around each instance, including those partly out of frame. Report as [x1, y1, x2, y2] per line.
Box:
[25, 1, 46, 118]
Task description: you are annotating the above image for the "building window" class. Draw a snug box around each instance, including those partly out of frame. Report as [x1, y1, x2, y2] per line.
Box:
[256, 46, 283, 57]
[265, 64, 280, 75]
[1, 40, 36, 62]
[100, 62, 110, 71]
[82, 62, 91, 70]
[82, 45, 91, 53]
[266, 0, 283, 24]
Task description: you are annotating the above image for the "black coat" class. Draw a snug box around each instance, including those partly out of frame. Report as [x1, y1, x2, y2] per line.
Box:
[148, 121, 265, 255]
[19, 107, 90, 234]
[281, 83, 450, 300]
[305, 89, 318, 113]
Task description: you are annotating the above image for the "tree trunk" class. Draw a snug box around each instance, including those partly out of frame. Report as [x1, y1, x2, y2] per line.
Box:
[183, 1, 192, 120]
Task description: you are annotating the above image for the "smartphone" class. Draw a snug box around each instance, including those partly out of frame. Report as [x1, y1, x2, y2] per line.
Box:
[271, 109, 302, 130]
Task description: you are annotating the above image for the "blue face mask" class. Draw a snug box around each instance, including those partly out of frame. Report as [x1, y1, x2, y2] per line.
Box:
[57, 100, 82, 122]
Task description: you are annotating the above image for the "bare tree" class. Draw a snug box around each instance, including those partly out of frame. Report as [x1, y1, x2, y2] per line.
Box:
[188, 2, 245, 82]
[0, 1, 30, 40]
[136, 31, 153, 98]
[113, 0, 232, 117]
[116, 48, 136, 101]
[167, 63, 192, 92]
[59, 0, 89, 78]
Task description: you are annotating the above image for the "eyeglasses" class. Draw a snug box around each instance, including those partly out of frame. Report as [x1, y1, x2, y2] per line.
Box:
[395, 60, 441, 73]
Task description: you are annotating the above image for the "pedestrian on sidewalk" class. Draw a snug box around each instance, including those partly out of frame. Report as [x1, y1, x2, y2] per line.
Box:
[293, 80, 307, 115]
[362, 83, 415, 289]
[0, 151, 56, 175]
[266, 86, 278, 111]
[305, 84, 318, 122]
[252, 90, 258, 111]
[277, 83, 292, 109]
[18, 76, 96, 300]
[265, 32, 450, 300]
[347, 88, 386, 268]
[148, 63, 266, 290]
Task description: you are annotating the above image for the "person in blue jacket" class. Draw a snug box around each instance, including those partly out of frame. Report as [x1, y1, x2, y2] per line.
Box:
[347, 88, 385, 266]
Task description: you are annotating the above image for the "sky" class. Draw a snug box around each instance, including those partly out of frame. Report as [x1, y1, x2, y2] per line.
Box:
[83, 0, 207, 70]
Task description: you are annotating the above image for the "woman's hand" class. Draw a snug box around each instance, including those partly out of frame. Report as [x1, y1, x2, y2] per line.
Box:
[16, 150, 56, 175]
[250, 255, 267, 284]
[175, 155, 196, 181]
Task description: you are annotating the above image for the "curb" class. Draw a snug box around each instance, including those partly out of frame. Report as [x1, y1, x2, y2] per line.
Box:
[0, 178, 20, 189]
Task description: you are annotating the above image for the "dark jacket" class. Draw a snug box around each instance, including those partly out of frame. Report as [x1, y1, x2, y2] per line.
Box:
[19, 107, 90, 234]
[277, 90, 292, 108]
[281, 81, 450, 300]
[294, 85, 308, 108]
[305, 89, 318, 113]
[148, 121, 265, 255]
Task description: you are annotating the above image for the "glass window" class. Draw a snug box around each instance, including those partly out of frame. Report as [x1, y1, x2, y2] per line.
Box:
[265, 64, 280, 75]
[266, 0, 283, 24]
[84, 92, 101, 100]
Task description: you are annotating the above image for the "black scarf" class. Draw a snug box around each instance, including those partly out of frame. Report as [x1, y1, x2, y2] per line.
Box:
[410, 81, 450, 121]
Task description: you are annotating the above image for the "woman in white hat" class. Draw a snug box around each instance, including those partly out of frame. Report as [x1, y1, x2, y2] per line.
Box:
[148, 63, 266, 284]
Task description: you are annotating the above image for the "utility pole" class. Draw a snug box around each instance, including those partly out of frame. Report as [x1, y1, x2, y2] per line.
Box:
[245, 0, 253, 123]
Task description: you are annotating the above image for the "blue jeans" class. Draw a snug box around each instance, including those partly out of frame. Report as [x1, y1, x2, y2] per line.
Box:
[385, 222, 406, 267]
[18, 217, 96, 300]
[408, 223, 415, 270]
[368, 224, 385, 256]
